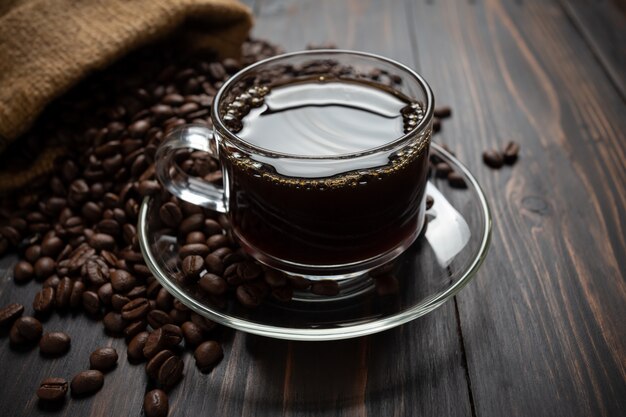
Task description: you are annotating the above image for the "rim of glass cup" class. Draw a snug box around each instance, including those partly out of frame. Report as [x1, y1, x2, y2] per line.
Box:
[211, 49, 435, 160]
[138, 143, 492, 341]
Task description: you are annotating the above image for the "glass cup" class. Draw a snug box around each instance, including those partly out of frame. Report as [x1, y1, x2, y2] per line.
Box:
[155, 50, 434, 280]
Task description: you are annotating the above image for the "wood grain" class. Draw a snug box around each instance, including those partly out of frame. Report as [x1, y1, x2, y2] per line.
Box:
[407, 0, 626, 416]
[557, 0, 626, 98]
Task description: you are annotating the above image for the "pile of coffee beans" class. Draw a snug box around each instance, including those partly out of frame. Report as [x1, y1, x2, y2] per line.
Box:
[0, 37, 283, 416]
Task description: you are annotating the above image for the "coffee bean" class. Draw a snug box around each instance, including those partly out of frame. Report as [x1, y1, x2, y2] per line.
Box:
[121, 297, 150, 321]
[0, 303, 24, 327]
[82, 291, 101, 315]
[143, 325, 182, 358]
[182, 255, 204, 280]
[204, 219, 223, 235]
[237, 261, 262, 281]
[434, 106, 452, 118]
[68, 179, 90, 206]
[288, 275, 312, 290]
[311, 280, 340, 296]
[426, 195, 434, 210]
[128, 331, 150, 361]
[157, 355, 184, 389]
[24, 245, 42, 263]
[138, 180, 161, 196]
[159, 202, 182, 227]
[33, 287, 55, 314]
[84, 258, 109, 286]
[207, 234, 229, 250]
[179, 214, 205, 236]
[129, 119, 150, 137]
[198, 273, 227, 296]
[39, 332, 71, 356]
[194, 341, 223, 372]
[482, 149, 504, 169]
[55, 277, 72, 310]
[155, 288, 173, 311]
[181, 321, 204, 347]
[90, 233, 115, 251]
[11, 316, 43, 343]
[146, 349, 174, 379]
[271, 286, 294, 302]
[435, 162, 453, 178]
[447, 172, 467, 189]
[41, 236, 64, 257]
[103, 312, 127, 334]
[110, 269, 136, 293]
[144, 389, 169, 417]
[433, 118, 441, 133]
[13, 261, 34, 283]
[98, 282, 114, 305]
[90, 347, 118, 372]
[503, 140, 520, 164]
[71, 370, 104, 396]
[185, 231, 206, 244]
[147, 309, 173, 329]
[211, 247, 232, 259]
[37, 378, 68, 401]
[190, 313, 217, 333]
[124, 319, 148, 339]
[111, 294, 131, 312]
[236, 284, 263, 308]
[179, 243, 210, 259]
[34, 257, 55, 279]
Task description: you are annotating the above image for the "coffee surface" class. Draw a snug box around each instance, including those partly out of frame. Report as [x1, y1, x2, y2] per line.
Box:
[237, 80, 408, 156]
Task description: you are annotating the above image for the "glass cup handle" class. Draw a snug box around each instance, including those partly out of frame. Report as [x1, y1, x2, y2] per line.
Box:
[155, 124, 227, 213]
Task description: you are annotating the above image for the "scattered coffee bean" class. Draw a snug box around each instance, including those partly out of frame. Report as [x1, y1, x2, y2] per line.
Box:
[435, 162, 453, 178]
[90, 347, 118, 372]
[11, 316, 43, 344]
[447, 172, 467, 188]
[483, 149, 504, 169]
[503, 140, 520, 164]
[147, 309, 173, 329]
[71, 370, 104, 396]
[110, 269, 136, 293]
[103, 312, 127, 334]
[0, 302, 24, 327]
[434, 106, 452, 118]
[181, 321, 204, 347]
[39, 332, 71, 356]
[37, 378, 68, 402]
[128, 331, 150, 361]
[33, 287, 55, 314]
[194, 341, 223, 372]
[157, 355, 184, 389]
[146, 349, 174, 379]
[13, 261, 34, 283]
[55, 277, 72, 310]
[144, 389, 169, 417]
[426, 195, 434, 210]
[159, 202, 183, 227]
[121, 298, 150, 321]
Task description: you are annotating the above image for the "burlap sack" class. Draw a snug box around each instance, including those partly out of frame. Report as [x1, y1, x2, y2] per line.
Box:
[0, 0, 253, 192]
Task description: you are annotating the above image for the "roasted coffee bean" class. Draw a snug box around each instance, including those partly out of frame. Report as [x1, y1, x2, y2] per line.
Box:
[433, 118, 441, 133]
[138, 180, 161, 196]
[211, 247, 232, 259]
[82, 291, 101, 315]
[24, 245, 42, 263]
[128, 331, 150, 361]
[147, 310, 173, 329]
[207, 234, 229, 250]
[190, 313, 217, 333]
[145, 349, 173, 380]
[447, 172, 467, 189]
[1, 225, 21, 246]
[483, 149, 504, 169]
[124, 319, 148, 339]
[426, 195, 434, 210]
[236, 284, 263, 308]
[127, 284, 147, 299]
[111, 294, 131, 312]
[202, 254, 224, 275]
[71, 370, 104, 396]
[13, 261, 34, 283]
[110, 269, 136, 293]
[179, 214, 205, 236]
[185, 231, 206, 244]
[69, 280, 85, 309]
[34, 257, 55, 279]
[11, 316, 43, 343]
[157, 355, 184, 389]
[90, 233, 115, 251]
[182, 255, 204, 280]
[159, 202, 182, 227]
[155, 288, 173, 311]
[263, 269, 287, 287]
[33, 287, 55, 314]
[237, 261, 262, 281]
[39, 332, 71, 356]
[129, 119, 150, 137]
[434, 106, 452, 118]
[194, 341, 223, 372]
[90, 347, 118, 372]
[181, 321, 204, 347]
[503, 140, 520, 164]
[204, 219, 222, 235]
[103, 312, 127, 334]
[271, 286, 294, 302]
[143, 324, 183, 358]
[55, 277, 72, 310]
[435, 162, 453, 178]
[98, 282, 114, 305]
[82, 202, 103, 223]
[144, 389, 169, 417]
[44, 275, 61, 289]
[37, 378, 68, 402]
[311, 280, 340, 296]
[68, 179, 90, 206]
[41, 236, 64, 257]
[198, 273, 227, 296]
[0, 303, 24, 327]
[121, 298, 150, 321]
[179, 243, 210, 259]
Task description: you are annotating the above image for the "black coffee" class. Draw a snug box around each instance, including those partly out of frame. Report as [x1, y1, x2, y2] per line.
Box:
[222, 78, 431, 268]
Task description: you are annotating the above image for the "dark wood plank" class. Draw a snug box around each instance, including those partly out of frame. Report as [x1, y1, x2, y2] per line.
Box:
[557, 0, 626, 98]
[407, 0, 626, 416]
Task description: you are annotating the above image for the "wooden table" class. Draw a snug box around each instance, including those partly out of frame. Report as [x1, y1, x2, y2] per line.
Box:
[1, 0, 624, 416]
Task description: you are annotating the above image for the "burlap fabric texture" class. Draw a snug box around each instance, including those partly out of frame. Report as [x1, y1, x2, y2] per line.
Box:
[0, 0, 253, 192]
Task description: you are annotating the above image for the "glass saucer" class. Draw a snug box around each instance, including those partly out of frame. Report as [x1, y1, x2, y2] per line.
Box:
[138, 143, 491, 341]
